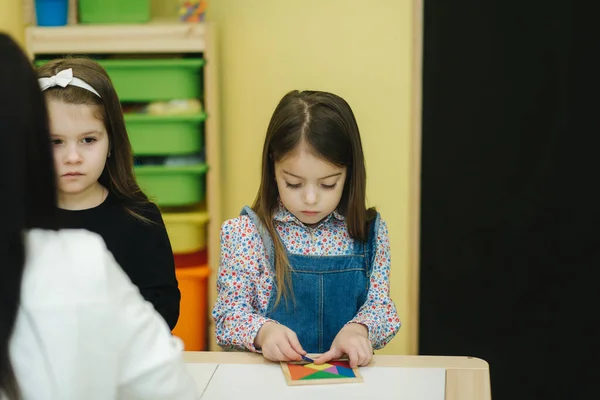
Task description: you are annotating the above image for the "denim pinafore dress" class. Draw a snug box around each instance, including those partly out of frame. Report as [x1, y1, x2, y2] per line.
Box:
[241, 206, 379, 353]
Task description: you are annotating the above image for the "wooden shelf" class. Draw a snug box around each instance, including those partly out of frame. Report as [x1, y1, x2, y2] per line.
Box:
[25, 21, 206, 56]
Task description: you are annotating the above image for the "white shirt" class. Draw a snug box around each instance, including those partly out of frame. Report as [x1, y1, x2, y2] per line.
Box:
[8, 229, 200, 400]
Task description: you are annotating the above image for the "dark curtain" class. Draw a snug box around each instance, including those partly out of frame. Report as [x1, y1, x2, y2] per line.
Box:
[419, 1, 592, 399]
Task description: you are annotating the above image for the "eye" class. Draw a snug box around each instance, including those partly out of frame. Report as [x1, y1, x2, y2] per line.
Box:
[321, 183, 337, 190]
[285, 181, 302, 189]
[51, 139, 63, 146]
[82, 137, 97, 144]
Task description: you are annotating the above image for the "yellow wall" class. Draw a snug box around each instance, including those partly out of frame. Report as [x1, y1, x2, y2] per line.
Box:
[0, 0, 24, 45]
[208, 0, 419, 355]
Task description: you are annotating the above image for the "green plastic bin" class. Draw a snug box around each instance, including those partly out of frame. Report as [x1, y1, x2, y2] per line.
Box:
[98, 59, 204, 102]
[135, 164, 208, 206]
[79, 0, 150, 24]
[35, 58, 204, 103]
[125, 113, 206, 156]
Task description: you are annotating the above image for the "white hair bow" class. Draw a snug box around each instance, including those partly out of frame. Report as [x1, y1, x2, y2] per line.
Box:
[38, 68, 101, 98]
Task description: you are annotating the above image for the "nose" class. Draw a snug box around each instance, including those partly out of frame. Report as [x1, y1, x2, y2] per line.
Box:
[303, 186, 318, 205]
[65, 144, 83, 164]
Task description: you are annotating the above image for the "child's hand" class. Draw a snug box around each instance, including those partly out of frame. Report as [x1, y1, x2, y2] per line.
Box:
[254, 321, 306, 362]
[314, 323, 372, 368]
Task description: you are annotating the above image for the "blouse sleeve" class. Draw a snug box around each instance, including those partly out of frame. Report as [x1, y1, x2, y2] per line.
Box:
[349, 219, 401, 349]
[212, 217, 276, 352]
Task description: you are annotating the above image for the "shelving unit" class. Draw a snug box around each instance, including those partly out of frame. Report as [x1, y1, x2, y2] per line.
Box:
[25, 21, 208, 56]
[25, 20, 222, 351]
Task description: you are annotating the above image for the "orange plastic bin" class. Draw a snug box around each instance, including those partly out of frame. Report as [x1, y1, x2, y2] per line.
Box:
[172, 265, 210, 351]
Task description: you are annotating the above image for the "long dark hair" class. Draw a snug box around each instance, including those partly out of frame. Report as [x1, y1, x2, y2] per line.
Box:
[37, 57, 152, 221]
[0, 33, 59, 400]
[252, 90, 376, 305]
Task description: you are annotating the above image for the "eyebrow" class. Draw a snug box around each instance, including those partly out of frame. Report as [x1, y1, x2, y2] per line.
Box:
[283, 170, 342, 180]
[51, 130, 104, 137]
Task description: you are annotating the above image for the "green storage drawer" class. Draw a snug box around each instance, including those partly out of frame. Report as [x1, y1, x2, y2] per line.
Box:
[79, 0, 150, 24]
[98, 59, 205, 102]
[125, 113, 206, 156]
[135, 164, 208, 206]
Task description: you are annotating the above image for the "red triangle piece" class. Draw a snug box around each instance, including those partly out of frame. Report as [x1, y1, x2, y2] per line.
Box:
[329, 360, 352, 368]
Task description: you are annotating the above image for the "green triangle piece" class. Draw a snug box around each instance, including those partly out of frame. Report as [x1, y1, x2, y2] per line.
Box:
[301, 370, 342, 380]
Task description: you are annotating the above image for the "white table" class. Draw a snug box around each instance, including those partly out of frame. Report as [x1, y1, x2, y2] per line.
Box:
[183, 352, 491, 400]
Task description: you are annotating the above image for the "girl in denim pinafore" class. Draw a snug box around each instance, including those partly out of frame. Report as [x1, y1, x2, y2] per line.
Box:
[241, 206, 380, 354]
[213, 90, 400, 368]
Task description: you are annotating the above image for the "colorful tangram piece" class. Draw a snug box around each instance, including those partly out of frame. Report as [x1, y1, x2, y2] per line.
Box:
[288, 360, 357, 381]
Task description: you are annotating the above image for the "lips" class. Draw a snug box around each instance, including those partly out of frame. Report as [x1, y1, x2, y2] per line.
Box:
[62, 172, 83, 177]
[302, 211, 319, 215]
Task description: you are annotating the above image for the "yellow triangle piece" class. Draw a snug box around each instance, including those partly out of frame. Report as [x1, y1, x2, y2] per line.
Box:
[305, 363, 333, 371]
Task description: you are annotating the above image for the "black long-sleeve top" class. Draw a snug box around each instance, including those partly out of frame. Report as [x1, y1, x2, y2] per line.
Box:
[56, 193, 180, 330]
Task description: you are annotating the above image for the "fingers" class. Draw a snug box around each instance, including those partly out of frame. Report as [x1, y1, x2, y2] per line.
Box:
[278, 341, 302, 361]
[355, 348, 369, 367]
[342, 342, 371, 368]
[262, 341, 301, 362]
[261, 325, 304, 362]
[287, 331, 306, 357]
[270, 345, 287, 361]
[356, 339, 372, 366]
[322, 337, 373, 368]
[346, 347, 359, 368]
[361, 350, 373, 366]
[262, 344, 285, 363]
[313, 348, 341, 365]
[254, 321, 273, 350]
[260, 324, 375, 367]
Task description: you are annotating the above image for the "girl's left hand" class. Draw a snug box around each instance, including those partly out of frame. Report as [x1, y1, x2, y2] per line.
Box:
[313, 323, 373, 368]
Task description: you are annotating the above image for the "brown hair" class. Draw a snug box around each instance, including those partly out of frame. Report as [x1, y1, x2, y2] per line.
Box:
[253, 90, 376, 305]
[1, 32, 59, 400]
[36, 57, 151, 221]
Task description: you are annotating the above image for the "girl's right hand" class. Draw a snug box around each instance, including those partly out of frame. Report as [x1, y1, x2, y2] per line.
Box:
[254, 321, 306, 362]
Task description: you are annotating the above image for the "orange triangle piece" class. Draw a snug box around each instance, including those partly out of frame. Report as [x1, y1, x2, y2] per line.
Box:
[288, 364, 318, 380]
